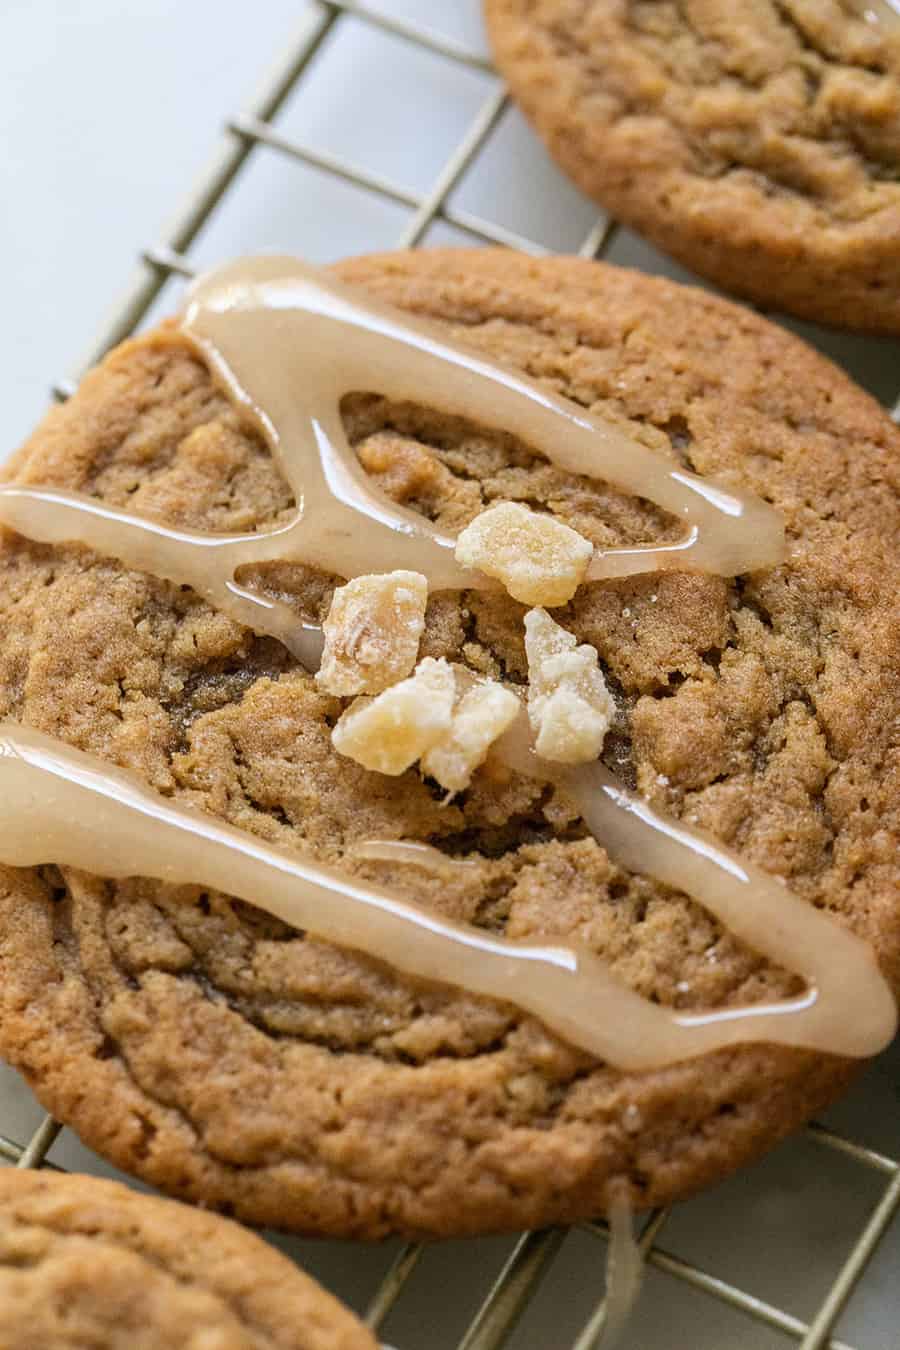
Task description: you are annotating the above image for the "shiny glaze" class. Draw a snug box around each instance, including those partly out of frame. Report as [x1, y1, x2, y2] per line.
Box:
[0, 257, 783, 669]
[0, 257, 891, 1069]
[0, 722, 892, 1070]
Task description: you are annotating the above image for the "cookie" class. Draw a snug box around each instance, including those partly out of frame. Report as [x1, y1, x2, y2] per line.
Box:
[0, 249, 897, 1237]
[0, 1168, 375, 1349]
[485, 0, 900, 332]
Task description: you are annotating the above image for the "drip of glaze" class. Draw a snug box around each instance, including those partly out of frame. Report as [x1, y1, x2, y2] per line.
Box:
[0, 256, 784, 663]
[599, 1196, 644, 1350]
[0, 722, 893, 1072]
[350, 840, 479, 875]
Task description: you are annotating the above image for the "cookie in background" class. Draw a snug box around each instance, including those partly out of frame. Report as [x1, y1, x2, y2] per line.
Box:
[486, 0, 900, 332]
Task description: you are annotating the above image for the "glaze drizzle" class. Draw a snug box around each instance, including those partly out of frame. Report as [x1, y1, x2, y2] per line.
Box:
[0, 256, 783, 670]
[0, 723, 893, 1070]
[0, 257, 892, 1069]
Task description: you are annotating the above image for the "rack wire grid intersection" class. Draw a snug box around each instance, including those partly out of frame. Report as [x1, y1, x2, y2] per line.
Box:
[8, 4, 900, 1349]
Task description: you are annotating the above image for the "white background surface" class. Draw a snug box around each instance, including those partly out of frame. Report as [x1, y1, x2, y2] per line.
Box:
[1, 4, 899, 1348]
[2, 0, 301, 450]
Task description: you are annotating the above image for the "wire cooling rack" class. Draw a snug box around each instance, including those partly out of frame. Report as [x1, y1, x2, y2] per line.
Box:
[3, 4, 899, 1348]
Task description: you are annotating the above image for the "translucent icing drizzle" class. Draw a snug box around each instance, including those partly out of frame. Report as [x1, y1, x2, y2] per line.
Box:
[0, 256, 891, 1070]
[0, 256, 784, 666]
[601, 1196, 644, 1350]
[0, 723, 893, 1070]
[351, 840, 479, 875]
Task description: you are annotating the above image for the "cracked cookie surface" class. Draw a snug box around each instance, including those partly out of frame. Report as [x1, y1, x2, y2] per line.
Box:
[0, 1170, 375, 1349]
[0, 249, 897, 1237]
[486, 0, 900, 331]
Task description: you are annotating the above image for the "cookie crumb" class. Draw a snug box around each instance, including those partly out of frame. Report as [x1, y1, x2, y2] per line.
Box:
[317, 570, 428, 696]
[525, 608, 613, 764]
[455, 501, 592, 606]
[422, 679, 520, 793]
[332, 657, 454, 775]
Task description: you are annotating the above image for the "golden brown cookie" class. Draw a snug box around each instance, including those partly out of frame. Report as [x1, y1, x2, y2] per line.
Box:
[0, 249, 897, 1237]
[0, 1169, 375, 1349]
[485, 0, 900, 332]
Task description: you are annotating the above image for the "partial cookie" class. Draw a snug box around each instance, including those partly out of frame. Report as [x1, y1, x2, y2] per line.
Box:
[0, 249, 897, 1237]
[486, 0, 900, 332]
[0, 1169, 374, 1349]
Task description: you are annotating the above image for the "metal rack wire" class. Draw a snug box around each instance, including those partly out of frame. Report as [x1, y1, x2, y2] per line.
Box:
[7, 3, 900, 1347]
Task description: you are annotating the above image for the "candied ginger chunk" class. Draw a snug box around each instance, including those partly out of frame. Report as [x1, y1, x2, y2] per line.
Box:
[455, 501, 592, 607]
[525, 608, 613, 764]
[421, 679, 520, 793]
[316, 570, 427, 696]
[332, 657, 454, 775]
